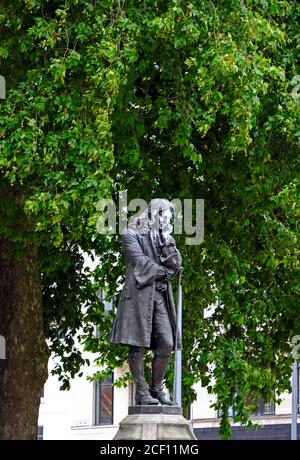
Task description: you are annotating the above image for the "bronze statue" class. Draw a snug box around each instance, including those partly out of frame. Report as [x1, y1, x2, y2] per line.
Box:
[110, 198, 182, 405]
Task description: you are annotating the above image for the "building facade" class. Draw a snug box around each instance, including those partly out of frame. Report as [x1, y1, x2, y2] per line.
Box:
[38, 358, 300, 440]
[38, 255, 299, 439]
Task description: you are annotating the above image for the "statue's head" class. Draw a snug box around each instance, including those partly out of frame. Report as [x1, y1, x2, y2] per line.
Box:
[148, 198, 173, 236]
[128, 198, 174, 238]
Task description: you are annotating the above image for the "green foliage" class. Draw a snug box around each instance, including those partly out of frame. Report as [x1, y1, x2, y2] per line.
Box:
[1, 0, 299, 439]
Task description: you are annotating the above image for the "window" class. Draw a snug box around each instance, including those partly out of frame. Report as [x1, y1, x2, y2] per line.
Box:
[94, 374, 114, 425]
[37, 426, 43, 440]
[255, 398, 275, 416]
[217, 397, 275, 418]
[98, 290, 115, 315]
[217, 406, 236, 418]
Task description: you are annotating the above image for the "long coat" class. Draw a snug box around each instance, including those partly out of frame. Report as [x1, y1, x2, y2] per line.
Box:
[109, 228, 182, 351]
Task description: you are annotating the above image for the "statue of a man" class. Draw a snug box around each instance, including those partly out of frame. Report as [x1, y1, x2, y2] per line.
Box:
[109, 198, 182, 405]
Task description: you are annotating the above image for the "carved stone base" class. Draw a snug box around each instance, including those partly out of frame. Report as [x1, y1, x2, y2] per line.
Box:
[114, 406, 196, 440]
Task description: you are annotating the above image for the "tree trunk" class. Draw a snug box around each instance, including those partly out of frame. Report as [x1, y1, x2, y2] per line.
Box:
[0, 240, 49, 440]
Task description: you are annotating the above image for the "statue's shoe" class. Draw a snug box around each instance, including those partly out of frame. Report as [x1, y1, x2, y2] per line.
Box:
[135, 389, 160, 405]
[149, 385, 173, 405]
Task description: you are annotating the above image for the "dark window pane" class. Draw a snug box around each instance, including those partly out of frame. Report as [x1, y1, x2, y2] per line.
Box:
[262, 401, 275, 415]
[95, 374, 113, 425]
[98, 385, 113, 425]
[255, 398, 275, 416]
[217, 406, 235, 418]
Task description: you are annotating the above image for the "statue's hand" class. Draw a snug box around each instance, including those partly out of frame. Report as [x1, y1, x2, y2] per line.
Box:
[155, 266, 168, 280]
[160, 247, 181, 273]
[166, 266, 182, 278]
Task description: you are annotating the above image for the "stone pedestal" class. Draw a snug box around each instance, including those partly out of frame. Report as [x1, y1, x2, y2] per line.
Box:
[114, 406, 196, 440]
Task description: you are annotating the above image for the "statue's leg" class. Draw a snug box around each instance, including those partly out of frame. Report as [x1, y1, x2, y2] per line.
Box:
[128, 345, 159, 405]
[150, 290, 174, 405]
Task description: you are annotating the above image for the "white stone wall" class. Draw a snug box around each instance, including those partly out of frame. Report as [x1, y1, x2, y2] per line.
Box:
[38, 358, 130, 440]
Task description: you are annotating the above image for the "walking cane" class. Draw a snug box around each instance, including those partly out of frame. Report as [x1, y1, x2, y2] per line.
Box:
[173, 267, 183, 406]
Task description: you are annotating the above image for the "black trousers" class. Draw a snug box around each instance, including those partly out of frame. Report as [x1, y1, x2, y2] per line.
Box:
[128, 288, 174, 389]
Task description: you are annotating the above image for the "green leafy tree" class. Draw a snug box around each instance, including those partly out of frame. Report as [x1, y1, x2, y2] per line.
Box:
[0, 0, 119, 439]
[83, 0, 300, 438]
[0, 0, 299, 440]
